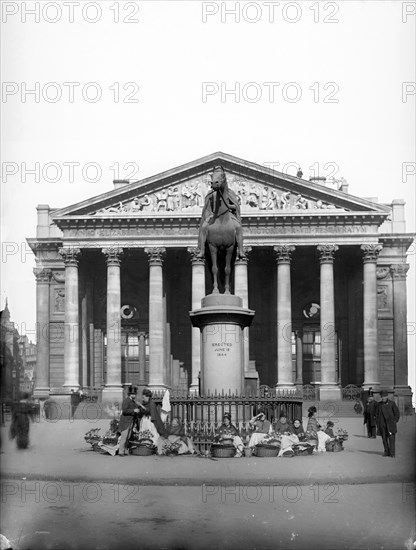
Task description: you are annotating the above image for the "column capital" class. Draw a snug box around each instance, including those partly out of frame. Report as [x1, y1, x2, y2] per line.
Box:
[59, 247, 81, 266]
[390, 263, 409, 280]
[361, 244, 383, 263]
[376, 267, 390, 280]
[102, 247, 123, 266]
[235, 246, 252, 265]
[145, 247, 166, 266]
[317, 244, 339, 263]
[33, 267, 52, 283]
[187, 247, 205, 266]
[274, 245, 295, 264]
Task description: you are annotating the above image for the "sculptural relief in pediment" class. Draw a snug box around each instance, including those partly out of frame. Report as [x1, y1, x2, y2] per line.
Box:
[92, 173, 346, 216]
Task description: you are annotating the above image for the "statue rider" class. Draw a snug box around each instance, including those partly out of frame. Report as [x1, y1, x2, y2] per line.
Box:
[196, 166, 244, 259]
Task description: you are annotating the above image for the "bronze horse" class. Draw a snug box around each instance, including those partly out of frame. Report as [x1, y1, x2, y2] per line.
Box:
[197, 166, 245, 294]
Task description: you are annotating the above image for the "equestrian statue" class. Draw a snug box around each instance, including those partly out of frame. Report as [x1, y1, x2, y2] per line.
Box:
[196, 166, 245, 294]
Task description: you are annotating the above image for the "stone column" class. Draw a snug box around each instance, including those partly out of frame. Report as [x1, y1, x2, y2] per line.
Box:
[295, 330, 303, 387]
[188, 247, 206, 395]
[145, 247, 166, 391]
[80, 270, 88, 389]
[317, 244, 341, 400]
[234, 247, 251, 370]
[101, 248, 123, 403]
[59, 247, 81, 391]
[361, 244, 383, 391]
[274, 245, 295, 390]
[390, 264, 412, 404]
[138, 332, 147, 386]
[33, 268, 52, 398]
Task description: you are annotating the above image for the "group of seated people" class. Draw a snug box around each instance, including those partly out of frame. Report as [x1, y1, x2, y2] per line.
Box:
[107, 387, 336, 457]
[245, 405, 336, 455]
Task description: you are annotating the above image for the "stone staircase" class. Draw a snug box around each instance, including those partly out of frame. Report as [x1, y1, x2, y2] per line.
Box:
[302, 400, 363, 419]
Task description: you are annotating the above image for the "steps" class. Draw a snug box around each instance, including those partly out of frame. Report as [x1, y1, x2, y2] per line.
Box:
[302, 400, 364, 419]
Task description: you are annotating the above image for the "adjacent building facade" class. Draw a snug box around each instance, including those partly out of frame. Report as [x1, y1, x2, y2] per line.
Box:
[27, 152, 414, 411]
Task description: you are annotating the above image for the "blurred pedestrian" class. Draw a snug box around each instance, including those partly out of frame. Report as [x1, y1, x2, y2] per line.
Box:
[377, 391, 400, 458]
[9, 392, 35, 449]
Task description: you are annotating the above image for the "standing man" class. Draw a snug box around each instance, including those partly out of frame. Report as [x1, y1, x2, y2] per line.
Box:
[118, 387, 143, 457]
[377, 390, 400, 458]
[363, 395, 378, 438]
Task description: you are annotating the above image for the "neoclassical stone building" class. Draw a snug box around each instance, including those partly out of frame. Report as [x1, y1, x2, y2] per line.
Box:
[28, 152, 413, 410]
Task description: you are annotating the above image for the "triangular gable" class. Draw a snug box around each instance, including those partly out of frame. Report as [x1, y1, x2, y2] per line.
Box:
[52, 152, 391, 220]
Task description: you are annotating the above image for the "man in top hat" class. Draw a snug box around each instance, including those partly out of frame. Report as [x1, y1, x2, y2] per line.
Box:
[118, 387, 144, 456]
[376, 390, 400, 458]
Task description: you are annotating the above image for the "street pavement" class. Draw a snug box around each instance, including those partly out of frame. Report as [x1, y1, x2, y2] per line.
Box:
[1, 415, 415, 550]
[1, 415, 415, 486]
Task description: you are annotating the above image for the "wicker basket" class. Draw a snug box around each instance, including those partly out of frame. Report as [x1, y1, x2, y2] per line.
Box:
[219, 438, 234, 445]
[92, 443, 108, 454]
[255, 444, 280, 458]
[211, 444, 236, 458]
[293, 444, 314, 456]
[326, 440, 344, 453]
[130, 444, 155, 456]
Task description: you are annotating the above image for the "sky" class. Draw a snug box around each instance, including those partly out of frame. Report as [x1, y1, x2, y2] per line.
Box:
[1, 0, 415, 396]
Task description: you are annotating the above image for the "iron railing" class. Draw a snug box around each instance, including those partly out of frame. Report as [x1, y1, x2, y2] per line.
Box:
[152, 389, 303, 452]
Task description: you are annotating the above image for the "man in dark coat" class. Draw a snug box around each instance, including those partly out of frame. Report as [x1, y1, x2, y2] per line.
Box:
[363, 395, 378, 438]
[377, 390, 400, 457]
[118, 387, 143, 456]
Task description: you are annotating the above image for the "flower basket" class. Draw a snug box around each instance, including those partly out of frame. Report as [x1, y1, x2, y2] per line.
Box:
[211, 444, 236, 458]
[281, 448, 295, 457]
[219, 437, 234, 445]
[255, 444, 280, 457]
[130, 444, 156, 456]
[92, 443, 108, 454]
[293, 444, 314, 456]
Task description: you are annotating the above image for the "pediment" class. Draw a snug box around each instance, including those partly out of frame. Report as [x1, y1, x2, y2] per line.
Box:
[52, 152, 390, 222]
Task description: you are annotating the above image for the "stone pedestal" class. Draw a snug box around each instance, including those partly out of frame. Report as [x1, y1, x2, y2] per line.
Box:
[189, 294, 254, 395]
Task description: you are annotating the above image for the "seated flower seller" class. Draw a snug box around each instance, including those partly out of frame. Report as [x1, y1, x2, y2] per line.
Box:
[248, 409, 272, 447]
[290, 418, 305, 439]
[324, 421, 335, 438]
[157, 417, 196, 455]
[274, 412, 292, 435]
[215, 413, 244, 457]
[306, 406, 319, 438]
[317, 423, 333, 452]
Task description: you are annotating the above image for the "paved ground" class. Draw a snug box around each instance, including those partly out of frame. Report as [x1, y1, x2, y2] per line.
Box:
[1, 416, 415, 550]
[1, 416, 415, 485]
[1, 482, 415, 550]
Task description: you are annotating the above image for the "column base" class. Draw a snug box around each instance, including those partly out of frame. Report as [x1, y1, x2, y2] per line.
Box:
[319, 385, 342, 401]
[275, 384, 297, 394]
[63, 383, 80, 392]
[362, 383, 380, 392]
[101, 386, 124, 406]
[394, 385, 414, 415]
[189, 384, 199, 396]
[33, 387, 50, 399]
[147, 384, 167, 394]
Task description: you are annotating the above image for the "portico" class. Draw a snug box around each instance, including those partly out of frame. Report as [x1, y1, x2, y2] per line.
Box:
[28, 152, 414, 412]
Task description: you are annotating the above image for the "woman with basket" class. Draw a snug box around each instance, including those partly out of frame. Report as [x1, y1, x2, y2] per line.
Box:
[215, 413, 244, 457]
[248, 410, 272, 447]
[157, 417, 196, 456]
